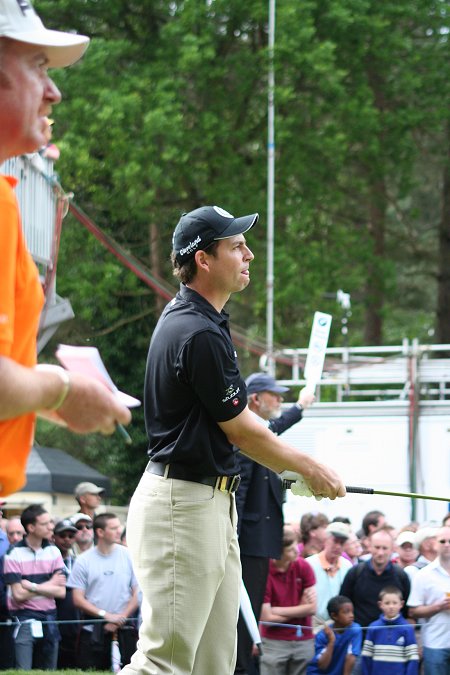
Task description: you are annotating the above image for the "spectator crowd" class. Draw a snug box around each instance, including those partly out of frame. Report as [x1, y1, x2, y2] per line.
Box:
[250, 510, 450, 675]
[0, 480, 449, 674]
[0, 482, 138, 672]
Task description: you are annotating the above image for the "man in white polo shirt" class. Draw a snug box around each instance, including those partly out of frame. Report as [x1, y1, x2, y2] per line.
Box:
[408, 526, 450, 674]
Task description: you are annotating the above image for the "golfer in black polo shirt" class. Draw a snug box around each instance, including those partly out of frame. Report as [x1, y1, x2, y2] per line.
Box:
[122, 206, 345, 675]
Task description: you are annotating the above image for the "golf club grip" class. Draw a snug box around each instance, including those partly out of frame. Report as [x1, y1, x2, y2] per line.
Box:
[345, 485, 374, 495]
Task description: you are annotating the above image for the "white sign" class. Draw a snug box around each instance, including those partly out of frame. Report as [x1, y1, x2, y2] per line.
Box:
[303, 312, 332, 391]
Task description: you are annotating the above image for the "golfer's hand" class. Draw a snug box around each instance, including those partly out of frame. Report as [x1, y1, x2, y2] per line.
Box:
[283, 463, 345, 500]
[57, 372, 131, 435]
[300, 460, 345, 500]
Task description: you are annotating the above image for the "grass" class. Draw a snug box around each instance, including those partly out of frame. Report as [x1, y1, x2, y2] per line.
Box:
[5, 672, 111, 675]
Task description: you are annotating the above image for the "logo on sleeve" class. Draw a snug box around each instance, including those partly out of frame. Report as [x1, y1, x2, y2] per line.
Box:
[222, 384, 240, 403]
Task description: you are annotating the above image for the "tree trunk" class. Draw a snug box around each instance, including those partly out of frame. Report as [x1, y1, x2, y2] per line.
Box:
[436, 125, 450, 343]
[364, 178, 387, 345]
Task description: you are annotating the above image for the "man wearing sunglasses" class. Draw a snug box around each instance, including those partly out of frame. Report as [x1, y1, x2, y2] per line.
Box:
[70, 514, 94, 556]
[53, 519, 79, 669]
[408, 526, 450, 674]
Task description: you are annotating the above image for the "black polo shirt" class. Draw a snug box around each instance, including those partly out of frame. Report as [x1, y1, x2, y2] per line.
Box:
[144, 284, 248, 476]
[340, 560, 411, 628]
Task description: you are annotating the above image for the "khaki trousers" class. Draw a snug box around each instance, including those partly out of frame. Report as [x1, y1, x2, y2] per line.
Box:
[121, 470, 241, 675]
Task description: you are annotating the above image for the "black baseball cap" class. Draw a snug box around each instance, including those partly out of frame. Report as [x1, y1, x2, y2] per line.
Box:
[54, 519, 77, 535]
[172, 205, 259, 264]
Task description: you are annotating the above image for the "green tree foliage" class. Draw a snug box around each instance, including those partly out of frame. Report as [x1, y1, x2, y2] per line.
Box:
[34, 0, 449, 502]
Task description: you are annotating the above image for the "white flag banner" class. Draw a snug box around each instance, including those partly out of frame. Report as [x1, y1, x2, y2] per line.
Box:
[303, 312, 332, 392]
[240, 580, 262, 651]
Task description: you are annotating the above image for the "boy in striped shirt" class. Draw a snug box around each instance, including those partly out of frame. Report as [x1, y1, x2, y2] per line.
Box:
[361, 586, 418, 674]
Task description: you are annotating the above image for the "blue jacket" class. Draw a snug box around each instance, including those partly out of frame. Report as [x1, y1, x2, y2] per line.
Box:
[307, 622, 362, 674]
[361, 614, 419, 675]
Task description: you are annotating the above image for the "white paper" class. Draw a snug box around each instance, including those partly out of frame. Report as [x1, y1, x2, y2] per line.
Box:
[111, 638, 122, 672]
[56, 344, 141, 408]
[30, 620, 43, 638]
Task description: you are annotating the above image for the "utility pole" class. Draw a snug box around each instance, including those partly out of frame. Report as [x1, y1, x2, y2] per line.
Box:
[266, 0, 276, 374]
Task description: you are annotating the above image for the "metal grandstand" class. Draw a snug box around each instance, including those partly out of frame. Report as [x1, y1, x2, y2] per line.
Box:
[272, 341, 450, 402]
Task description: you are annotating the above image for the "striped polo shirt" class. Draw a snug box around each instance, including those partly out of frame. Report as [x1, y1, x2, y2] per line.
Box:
[3, 538, 65, 614]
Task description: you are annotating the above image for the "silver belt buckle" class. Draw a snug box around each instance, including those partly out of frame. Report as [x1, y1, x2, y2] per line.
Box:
[229, 475, 240, 493]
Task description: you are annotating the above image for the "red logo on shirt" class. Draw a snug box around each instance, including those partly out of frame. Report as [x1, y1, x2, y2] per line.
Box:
[232, 398, 239, 406]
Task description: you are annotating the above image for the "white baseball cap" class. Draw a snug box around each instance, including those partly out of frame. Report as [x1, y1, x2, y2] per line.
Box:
[414, 526, 440, 549]
[325, 522, 351, 540]
[396, 531, 416, 547]
[70, 513, 93, 526]
[0, 0, 89, 68]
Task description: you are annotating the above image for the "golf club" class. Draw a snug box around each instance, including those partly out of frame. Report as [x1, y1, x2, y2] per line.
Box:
[281, 480, 450, 503]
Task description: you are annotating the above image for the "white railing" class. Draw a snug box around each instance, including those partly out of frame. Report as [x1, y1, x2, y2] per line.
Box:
[266, 340, 450, 401]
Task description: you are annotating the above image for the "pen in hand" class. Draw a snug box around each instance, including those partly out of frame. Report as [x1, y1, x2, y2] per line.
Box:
[116, 423, 132, 445]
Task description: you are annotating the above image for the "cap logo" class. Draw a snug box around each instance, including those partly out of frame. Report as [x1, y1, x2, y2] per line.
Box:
[179, 235, 201, 257]
[15, 0, 32, 15]
[213, 206, 233, 218]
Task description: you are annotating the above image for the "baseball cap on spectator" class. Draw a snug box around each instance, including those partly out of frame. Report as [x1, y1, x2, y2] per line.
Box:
[54, 518, 77, 535]
[0, 0, 89, 68]
[74, 482, 104, 498]
[172, 206, 258, 263]
[396, 531, 416, 547]
[245, 373, 289, 395]
[325, 522, 351, 540]
[414, 526, 440, 549]
[70, 513, 93, 526]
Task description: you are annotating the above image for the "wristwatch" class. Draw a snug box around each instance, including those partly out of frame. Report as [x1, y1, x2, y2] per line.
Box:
[97, 609, 106, 618]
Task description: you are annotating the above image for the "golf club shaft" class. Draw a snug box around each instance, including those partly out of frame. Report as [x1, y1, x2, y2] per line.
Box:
[282, 480, 450, 502]
[346, 486, 450, 503]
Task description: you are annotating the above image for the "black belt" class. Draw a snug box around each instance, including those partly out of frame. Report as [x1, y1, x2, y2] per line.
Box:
[146, 461, 241, 494]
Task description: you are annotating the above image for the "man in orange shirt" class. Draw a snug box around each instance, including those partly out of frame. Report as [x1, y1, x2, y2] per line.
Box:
[0, 0, 131, 497]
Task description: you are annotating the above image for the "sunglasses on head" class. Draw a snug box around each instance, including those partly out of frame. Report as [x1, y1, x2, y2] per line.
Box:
[76, 523, 93, 530]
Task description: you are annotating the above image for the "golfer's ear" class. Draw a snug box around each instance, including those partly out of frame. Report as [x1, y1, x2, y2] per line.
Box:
[194, 250, 210, 271]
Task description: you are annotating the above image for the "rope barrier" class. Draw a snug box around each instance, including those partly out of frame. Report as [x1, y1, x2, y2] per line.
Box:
[0, 616, 444, 631]
[0, 617, 139, 627]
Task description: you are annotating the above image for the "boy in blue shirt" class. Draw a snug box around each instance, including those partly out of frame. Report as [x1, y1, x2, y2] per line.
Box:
[361, 586, 419, 674]
[307, 595, 362, 674]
